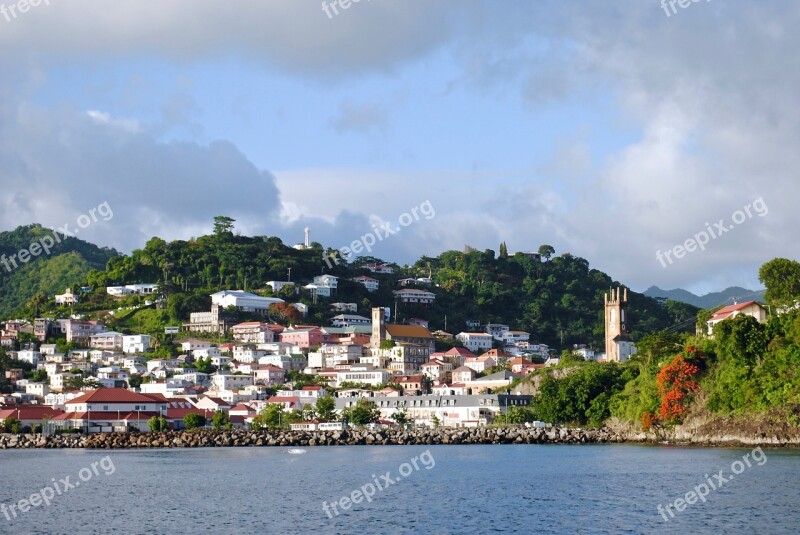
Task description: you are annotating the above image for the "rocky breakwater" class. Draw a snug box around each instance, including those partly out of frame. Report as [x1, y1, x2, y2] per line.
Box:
[79, 426, 630, 449]
[0, 433, 85, 449]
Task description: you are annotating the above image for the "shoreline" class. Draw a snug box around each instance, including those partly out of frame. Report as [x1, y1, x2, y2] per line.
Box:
[2, 425, 800, 450]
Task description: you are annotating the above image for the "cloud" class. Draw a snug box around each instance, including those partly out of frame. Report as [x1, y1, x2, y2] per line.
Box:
[329, 101, 389, 134]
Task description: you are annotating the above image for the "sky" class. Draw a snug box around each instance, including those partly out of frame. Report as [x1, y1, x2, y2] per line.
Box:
[0, 0, 797, 295]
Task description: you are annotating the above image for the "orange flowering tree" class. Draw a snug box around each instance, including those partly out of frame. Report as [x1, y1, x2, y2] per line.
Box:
[642, 346, 703, 430]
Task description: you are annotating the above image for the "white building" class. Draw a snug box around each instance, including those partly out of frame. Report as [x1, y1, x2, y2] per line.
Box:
[17, 350, 43, 366]
[55, 288, 79, 306]
[211, 290, 284, 312]
[211, 372, 254, 391]
[107, 284, 159, 296]
[123, 335, 151, 354]
[266, 281, 295, 293]
[352, 276, 379, 292]
[456, 332, 494, 353]
[393, 289, 436, 305]
[334, 365, 389, 387]
[330, 314, 372, 328]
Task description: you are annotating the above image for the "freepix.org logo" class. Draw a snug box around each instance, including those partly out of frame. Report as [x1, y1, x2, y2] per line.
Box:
[1, 201, 114, 273]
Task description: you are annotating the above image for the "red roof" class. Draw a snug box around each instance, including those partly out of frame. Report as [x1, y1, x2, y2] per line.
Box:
[301, 386, 322, 391]
[66, 388, 166, 405]
[0, 405, 64, 420]
[444, 347, 477, 357]
[710, 301, 762, 322]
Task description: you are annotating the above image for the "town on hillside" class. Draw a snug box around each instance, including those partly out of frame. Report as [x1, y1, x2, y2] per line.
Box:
[0, 269, 769, 433]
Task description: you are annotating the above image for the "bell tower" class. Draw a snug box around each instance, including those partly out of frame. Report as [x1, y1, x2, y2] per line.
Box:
[604, 287, 629, 362]
[371, 307, 387, 348]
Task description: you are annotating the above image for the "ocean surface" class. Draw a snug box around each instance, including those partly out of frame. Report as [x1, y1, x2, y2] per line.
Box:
[1, 444, 798, 534]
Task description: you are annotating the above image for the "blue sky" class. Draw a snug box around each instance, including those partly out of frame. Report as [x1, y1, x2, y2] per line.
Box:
[1, 0, 797, 295]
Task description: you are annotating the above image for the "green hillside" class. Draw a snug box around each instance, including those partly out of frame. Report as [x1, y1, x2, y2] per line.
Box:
[0, 224, 119, 314]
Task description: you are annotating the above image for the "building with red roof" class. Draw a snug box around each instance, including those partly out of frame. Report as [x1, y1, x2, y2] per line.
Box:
[706, 301, 767, 336]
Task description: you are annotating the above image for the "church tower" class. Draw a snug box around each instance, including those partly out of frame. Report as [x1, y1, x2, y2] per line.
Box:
[604, 287, 630, 362]
[371, 307, 387, 348]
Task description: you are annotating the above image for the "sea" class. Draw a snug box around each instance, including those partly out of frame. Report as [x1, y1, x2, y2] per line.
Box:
[1, 444, 798, 534]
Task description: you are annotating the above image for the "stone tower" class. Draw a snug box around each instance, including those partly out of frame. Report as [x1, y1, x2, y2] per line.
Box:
[371, 307, 386, 348]
[604, 287, 630, 362]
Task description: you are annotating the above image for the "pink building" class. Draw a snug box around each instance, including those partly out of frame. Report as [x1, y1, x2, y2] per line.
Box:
[279, 327, 325, 349]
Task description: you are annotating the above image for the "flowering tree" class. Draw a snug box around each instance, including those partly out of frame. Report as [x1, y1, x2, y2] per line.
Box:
[642, 347, 703, 430]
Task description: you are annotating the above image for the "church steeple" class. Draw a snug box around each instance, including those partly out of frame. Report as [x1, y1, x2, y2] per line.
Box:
[604, 287, 630, 362]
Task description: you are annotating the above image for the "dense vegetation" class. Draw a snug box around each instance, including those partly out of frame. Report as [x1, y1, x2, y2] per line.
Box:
[514, 258, 800, 429]
[0, 224, 118, 313]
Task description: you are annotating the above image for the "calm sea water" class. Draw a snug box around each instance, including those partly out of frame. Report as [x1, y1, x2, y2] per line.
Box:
[1, 444, 798, 534]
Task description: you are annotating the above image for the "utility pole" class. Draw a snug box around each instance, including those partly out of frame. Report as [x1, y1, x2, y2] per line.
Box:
[287, 268, 292, 283]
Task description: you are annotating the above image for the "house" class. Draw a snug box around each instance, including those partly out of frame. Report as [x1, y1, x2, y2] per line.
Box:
[293, 303, 309, 317]
[352, 276, 379, 292]
[266, 281, 295, 293]
[40, 344, 58, 355]
[463, 355, 496, 374]
[452, 366, 477, 383]
[253, 364, 286, 385]
[432, 330, 454, 339]
[392, 375, 426, 395]
[330, 314, 371, 328]
[181, 340, 212, 352]
[63, 320, 106, 344]
[185, 305, 236, 335]
[280, 327, 325, 349]
[107, 284, 159, 296]
[364, 264, 394, 274]
[123, 335, 151, 354]
[456, 332, 493, 353]
[509, 357, 536, 374]
[0, 405, 64, 428]
[90, 331, 124, 351]
[420, 359, 453, 381]
[16, 350, 43, 366]
[484, 324, 510, 340]
[393, 289, 436, 305]
[211, 372, 254, 391]
[463, 370, 519, 394]
[441, 347, 477, 367]
[211, 290, 284, 312]
[407, 318, 429, 329]
[194, 396, 232, 413]
[266, 396, 302, 410]
[432, 383, 469, 396]
[55, 288, 79, 305]
[502, 331, 530, 346]
[706, 301, 768, 336]
[331, 302, 358, 313]
[305, 275, 338, 298]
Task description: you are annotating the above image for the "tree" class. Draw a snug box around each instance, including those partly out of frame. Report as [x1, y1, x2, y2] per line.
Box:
[314, 395, 337, 421]
[2, 417, 21, 433]
[538, 245, 555, 261]
[341, 398, 380, 426]
[499, 242, 508, 258]
[252, 404, 285, 430]
[128, 374, 143, 388]
[759, 258, 800, 309]
[213, 216, 236, 236]
[147, 416, 169, 432]
[183, 413, 206, 429]
[211, 410, 232, 430]
[194, 357, 217, 374]
[392, 408, 409, 426]
[269, 302, 302, 325]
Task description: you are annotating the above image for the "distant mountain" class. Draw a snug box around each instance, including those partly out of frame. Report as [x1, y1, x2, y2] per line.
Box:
[643, 285, 766, 309]
[0, 224, 119, 314]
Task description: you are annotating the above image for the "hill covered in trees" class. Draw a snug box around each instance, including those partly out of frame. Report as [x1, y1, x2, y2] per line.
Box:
[0, 224, 119, 314]
[2, 217, 698, 351]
